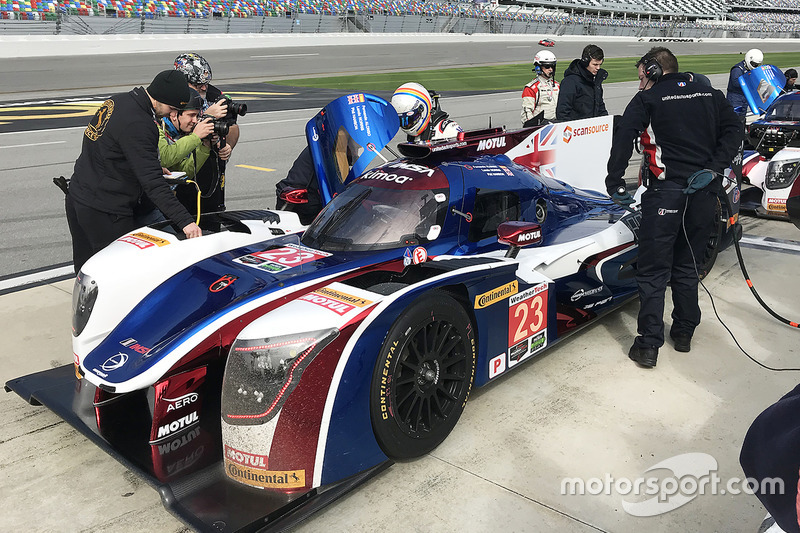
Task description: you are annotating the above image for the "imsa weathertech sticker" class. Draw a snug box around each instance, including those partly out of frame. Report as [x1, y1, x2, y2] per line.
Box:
[474, 280, 518, 309]
[234, 244, 331, 273]
[507, 283, 548, 367]
[225, 462, 305, 489]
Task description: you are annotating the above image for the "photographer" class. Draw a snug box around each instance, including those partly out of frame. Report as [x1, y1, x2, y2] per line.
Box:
[160, 89, 214, 178]
[173, 53, 244, 225]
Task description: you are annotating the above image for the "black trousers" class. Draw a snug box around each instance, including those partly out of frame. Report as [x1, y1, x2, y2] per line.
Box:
[65, 195, 139, 274]
[634, 180, 719, 348]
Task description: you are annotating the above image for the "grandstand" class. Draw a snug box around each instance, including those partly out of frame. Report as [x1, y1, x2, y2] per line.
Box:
[1, 0, 799, 37]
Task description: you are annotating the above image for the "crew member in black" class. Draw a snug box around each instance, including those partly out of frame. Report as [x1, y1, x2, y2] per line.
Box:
[556, 44, 608, 121]
[274, 146, 320, 225]
[173, 53, 239, 227]
[605, 47, 740, 368]
[65, 70, 202, 273]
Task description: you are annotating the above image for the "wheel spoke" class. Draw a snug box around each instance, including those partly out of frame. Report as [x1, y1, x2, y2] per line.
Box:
[422, 396, 433, 432]
[395, 374, 416, 387]
[439, 371, 463, 382]
[402, 394, 420, 427]
[433, 322, 453, 354]
[396, 385, 416, 410]
[441, 352, 466, 370]
[437, 334, 462, 359]
[436, 383, 458, 403]
[408, 337, 424, 362]
[400, 358, 419, 374]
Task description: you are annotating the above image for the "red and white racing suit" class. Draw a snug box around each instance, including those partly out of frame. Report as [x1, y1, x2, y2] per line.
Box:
[521, 75, 560, 124]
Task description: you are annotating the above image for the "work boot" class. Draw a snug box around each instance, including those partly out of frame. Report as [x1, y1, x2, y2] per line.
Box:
[669, 330, 692, 353]
[628, 343, 658, 368]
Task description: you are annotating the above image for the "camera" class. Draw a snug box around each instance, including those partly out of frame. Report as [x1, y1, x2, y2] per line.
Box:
[212, 119, 230, 137]
[222, 95, 247, 123]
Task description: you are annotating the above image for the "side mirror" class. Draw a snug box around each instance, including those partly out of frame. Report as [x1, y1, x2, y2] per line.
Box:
[498, 221, 543, 258]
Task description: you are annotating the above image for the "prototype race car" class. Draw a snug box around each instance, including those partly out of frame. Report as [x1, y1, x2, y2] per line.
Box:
[6, 94, 740, 532]
[733, 64, 798, 219]
[538, 38, 555, 47]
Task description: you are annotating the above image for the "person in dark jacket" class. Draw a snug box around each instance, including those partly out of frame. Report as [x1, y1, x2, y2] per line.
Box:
[65, 69, 202, 273]
[605, 47, 741, 369]
[556, 44, 608, 122]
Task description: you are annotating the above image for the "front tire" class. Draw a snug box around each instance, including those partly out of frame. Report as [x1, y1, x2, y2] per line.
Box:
[370, 291, 476, 459]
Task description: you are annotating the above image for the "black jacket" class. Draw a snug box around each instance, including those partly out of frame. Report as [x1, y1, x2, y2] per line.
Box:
[606, 72, 741, 193]
[556, 59, 608, 121]
[69, 87, 194, 229]
[274, 145, 321, 225]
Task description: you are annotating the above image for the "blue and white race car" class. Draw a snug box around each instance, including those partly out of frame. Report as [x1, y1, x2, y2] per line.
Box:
[7, 93, 741, 532]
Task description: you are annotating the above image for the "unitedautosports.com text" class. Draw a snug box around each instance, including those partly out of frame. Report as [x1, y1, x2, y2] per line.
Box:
[559, 453, 784, 517]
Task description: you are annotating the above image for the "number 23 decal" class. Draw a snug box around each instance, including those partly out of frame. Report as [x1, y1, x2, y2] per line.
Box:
[508, 284, 548, 346]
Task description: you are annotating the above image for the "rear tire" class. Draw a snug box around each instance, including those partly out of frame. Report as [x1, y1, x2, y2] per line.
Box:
[370, 291, 476, 459]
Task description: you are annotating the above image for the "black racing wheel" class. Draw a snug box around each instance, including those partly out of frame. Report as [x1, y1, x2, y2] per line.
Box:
[370, 291, 476, 459]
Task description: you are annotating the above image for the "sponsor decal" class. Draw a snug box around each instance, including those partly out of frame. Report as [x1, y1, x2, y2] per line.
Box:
[225, 463, 305, 489]
[130, 232, 169, 247]
[767, 198, 787, 212]
[74, 353, 81, 379]
[299, 293, 356, 315]
[476, 137, 507, 150]
[388, 162, 435, 176]
[489, 353, 506, 379]
[463, 164, 473, 170]
[517, 229, 542, 244]
[563, 125, 573, 143]
[474, 281, 519, 309]
[583, 295, 613, 310]
[224, 445, 269, 469]
[164, 392, 199, 412]
[658, 208, 679, 216]
[508, 283, 548, 366]
[498, 165, 514, 176]
[570, 286, 603, 302]
[412, 246, 427, 264]
[234, 244, 331, 273]
[119, 337, 151, 355]
[154, 411, 199, 441]
[117, 234, 158, 249]
[403, 248, 413, 267]
[732, 186, 740, 204]
[209, 274, 238, 293]
[315, 287, 372, 307]
[678, 81, 686, 87]
[347, 93, 365, 104]
[100, 352, 128, 372]
[311, 127, 319, 142]
[360, 168, 415, 185]
[431, 141, 467, 152]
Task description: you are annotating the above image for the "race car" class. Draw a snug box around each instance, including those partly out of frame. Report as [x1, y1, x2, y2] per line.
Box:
[741, 92, 800, 219]
[734, 65, 798, 220]
[6, 94, 740, 532]
[538, 38, 555, 47]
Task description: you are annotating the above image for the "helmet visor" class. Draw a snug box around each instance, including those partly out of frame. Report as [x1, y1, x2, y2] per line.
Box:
[398, 103, 424, 130]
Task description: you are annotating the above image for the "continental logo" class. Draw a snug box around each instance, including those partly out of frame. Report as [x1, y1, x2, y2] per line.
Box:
[130, 232, 169, 247]
[315, 287, 372, 307]
[225, 461, 305, 489]
[474, 281, 518, 309]
[85, 99, 114, 141]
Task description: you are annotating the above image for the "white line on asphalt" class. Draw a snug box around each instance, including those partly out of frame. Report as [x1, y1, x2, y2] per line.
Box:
[250, 53, 320, 58]
[0, 141, 66, 149]
[0, 265, 73, 292]
[740, 234, 800, 253]
[507, 45, 532, 48]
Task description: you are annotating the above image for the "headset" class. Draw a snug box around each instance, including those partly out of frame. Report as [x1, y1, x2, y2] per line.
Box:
[579, 51, 591, 68]
[642, 56, 663, 82]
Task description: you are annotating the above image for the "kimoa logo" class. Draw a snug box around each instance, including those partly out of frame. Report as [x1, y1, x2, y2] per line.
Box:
[477, 137, 507, 150]
[474, 281, 519, 309]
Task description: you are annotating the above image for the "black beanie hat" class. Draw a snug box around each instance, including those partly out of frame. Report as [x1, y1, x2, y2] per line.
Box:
[147, 69, 190, 109]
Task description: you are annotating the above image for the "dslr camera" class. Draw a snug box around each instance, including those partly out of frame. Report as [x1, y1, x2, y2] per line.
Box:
[211, 95, 247, 138]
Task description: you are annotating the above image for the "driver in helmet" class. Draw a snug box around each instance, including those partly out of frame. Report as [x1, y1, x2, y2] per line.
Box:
[726, 48, 763, 115]
[521, 50, 560, 127]
[391, 82, 462, 143]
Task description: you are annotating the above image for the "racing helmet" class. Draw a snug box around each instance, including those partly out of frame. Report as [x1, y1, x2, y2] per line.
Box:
[533, 50, 557, 76]
[744, 49, 763, 71]
[174, 53, 212, 85]
[391, 82, 432, 137]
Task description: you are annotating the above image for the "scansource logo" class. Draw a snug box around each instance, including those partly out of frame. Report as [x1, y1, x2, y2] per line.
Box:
[561, 452, 784, 517]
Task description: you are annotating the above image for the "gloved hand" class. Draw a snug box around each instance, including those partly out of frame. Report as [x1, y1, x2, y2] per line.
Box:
[611, 189, 635, 207]
[684, 169, 715, 194]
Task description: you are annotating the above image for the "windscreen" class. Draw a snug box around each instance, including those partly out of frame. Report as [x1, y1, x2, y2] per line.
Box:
[766, 97, 800, 121]
[301, 180, 449, 252]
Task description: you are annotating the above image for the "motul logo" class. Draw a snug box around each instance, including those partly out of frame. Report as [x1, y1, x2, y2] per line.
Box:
[477, 137, 507, 150]
[299, 293, 355, 315]
[155, 411, 199, 440]
[225, 445, 269, 469]
[518, 230, 541, 242]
